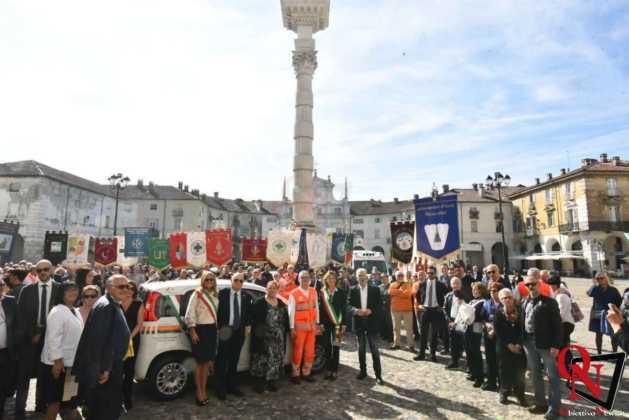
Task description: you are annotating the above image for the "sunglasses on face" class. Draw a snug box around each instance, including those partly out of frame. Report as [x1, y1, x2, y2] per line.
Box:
[487, 271, 496, 274]
[113, 284, 130, 290]
[233, 279, 243, 283]
[83, 294, 98, 299]
[524, 282, 538, 288]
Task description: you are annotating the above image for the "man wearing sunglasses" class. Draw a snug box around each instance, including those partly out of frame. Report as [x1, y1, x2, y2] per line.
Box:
[73, 274, 131, 420]
[521, 271, 563, 420]
[14, 259, 61, 419]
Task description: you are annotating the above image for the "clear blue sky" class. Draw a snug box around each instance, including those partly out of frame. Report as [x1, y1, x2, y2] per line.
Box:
[1, 0, 628, 201]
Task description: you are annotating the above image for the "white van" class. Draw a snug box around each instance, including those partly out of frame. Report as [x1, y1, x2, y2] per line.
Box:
[135, 279, 327, 400]
[351, 250, 389, 274]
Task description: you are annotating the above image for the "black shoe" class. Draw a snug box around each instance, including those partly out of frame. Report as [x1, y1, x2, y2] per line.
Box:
[254, 382, 265, 394]
[430, 354, 437, 362]
[390, 344, 399, 350]
[216, 392, 226, 401]
[228, 388, 244, 397]
[376, 377, 385, 385]
[517, 395, 529, 407]
[528, 405, 548, 415]
[356, 372, 367, 380]
[330, 372, 337, 381]
[324, 372, 334, 380]
[440, 349, 450, 356]
[466, 375, 475, 381]
[14, 412, 26, 420]
[446, 362, 459, 370]
[267, 381, 278, 392]
[499, 394, 508, 405]
[124, 399, 133, 410]
[302, 375, 315, 383]
[481, 382, 498, 392]
[413, 354, 425, 361]
[473, 380, 483, 388]
[290, 376, 301, 385]
[407, 346, 417, 353]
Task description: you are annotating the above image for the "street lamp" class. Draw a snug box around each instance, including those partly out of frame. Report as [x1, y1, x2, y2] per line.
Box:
[486, 172, 511, 274]
[108, 173, 130, 236]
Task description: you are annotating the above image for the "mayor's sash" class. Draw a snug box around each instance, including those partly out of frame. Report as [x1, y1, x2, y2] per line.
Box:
[321, 288, 342, 326]
[196, 289, 218, 323]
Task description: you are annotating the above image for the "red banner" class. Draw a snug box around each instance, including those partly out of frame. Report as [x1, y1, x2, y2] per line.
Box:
[169, 233, 188, 268]
[95, 237, 118, 265]
[206, 229, 232, 266]
[242, 238, 267, 262]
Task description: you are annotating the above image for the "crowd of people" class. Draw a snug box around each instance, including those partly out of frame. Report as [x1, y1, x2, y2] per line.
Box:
[1, 258, 629, 420]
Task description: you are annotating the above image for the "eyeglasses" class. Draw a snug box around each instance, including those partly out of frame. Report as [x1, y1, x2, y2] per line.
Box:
[83, 294, 98, 299]
[524, 282, 538, 288]
[113, 284, 130, 290]
[36, 268, 50, 273]
[233, 279, 243, 283]
[487, 271, 496, 274]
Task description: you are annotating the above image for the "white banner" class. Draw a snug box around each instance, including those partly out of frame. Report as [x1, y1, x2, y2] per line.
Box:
[64, 234, 90, 264]
[307, 232, 328, 269]
[116, 236, 138, 267]
[267, 229, 300, 267]
[187, 231, 207, 267]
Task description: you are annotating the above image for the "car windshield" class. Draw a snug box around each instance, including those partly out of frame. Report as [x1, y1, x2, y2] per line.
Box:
[353, 260, 387, 274]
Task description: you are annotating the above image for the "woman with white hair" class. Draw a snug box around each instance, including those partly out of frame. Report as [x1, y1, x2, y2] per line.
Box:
[494, 288, 528, 406]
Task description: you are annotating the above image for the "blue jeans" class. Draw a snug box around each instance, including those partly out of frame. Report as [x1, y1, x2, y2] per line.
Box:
[523, 337, 562, 413]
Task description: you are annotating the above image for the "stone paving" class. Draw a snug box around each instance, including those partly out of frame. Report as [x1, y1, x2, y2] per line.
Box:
[13, 278, 629, 419]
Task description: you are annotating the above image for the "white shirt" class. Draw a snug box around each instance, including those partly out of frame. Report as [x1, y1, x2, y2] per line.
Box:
[359, 284, 368, 310]
[185, 290, 218, 327]
[0, 297, 6, 349]
[38, 281, 53, 327]
[229, 289, 242, 327]
[555, 293, 575, 324]
[424, 279, 438, 308]
[41, 305, 84, 367]
[450, 298, 461, 320]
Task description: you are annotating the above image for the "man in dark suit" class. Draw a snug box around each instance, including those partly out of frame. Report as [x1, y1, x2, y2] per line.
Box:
[349, 268, 383, 384]
[0, 277, 18, 419]
[14, 259, 61, 419]
[73, 274, 131, 420]
[216, 272, 253, 400]
[414, 265, 448, 362]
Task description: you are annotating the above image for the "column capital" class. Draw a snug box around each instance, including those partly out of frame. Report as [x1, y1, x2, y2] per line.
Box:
[281, 0, 330, 34]
[293, 50, 317, 74]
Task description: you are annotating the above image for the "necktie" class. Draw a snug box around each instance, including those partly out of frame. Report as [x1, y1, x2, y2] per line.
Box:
[427, 281, 433, 307]
[233, 292, 240, 330]
[40, 284, 48, 327]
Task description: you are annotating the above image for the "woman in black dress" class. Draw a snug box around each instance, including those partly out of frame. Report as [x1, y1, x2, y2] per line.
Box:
[121, 280, 144, 410]
[251, 280, 289, 393]
[494, 288, 527, 406]
[318, 271, 347, 380]
[184, 271, 219, 406]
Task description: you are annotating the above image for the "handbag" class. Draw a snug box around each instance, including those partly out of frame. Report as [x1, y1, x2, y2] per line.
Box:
[570, 301, 584, 323]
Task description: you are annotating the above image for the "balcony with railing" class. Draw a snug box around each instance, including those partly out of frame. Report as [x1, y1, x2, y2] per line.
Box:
[559, 221, 629, 233]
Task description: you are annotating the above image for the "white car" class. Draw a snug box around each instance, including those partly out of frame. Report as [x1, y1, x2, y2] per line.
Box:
[135, 279, 327, 400]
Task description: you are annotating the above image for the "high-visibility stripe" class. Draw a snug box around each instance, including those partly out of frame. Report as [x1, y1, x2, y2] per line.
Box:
[295, 303, 315, 310]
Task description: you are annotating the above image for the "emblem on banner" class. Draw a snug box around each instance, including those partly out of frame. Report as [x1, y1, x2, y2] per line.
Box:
[395, 231, 413, 251]
[425, 223, 449, 251]
[191, 240, 205, 256]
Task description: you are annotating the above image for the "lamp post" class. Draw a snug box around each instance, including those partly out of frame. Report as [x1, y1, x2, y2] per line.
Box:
[108, 173, 130, 236]
[486, 172, 511, 275]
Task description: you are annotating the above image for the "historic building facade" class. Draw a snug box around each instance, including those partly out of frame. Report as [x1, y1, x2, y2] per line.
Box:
[509, 154, 629, 276]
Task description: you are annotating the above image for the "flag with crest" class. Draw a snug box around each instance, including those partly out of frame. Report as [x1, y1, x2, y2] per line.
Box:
[148, 239, 169, 270]
[242, 238, 267, 263]
[206, 229, 232, 266]
[169, 232, 188, 268]
[95, 237, 118, 265]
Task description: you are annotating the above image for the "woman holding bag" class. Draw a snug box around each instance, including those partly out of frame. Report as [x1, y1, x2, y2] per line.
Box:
[184, 271, 219, 406]
[587, 273, 621, 354]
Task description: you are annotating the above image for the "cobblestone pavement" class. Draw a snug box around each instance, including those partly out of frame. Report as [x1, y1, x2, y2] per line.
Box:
[13, 278, 629, 419]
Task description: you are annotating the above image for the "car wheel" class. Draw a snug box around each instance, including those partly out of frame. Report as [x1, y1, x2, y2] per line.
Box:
[312, 341, 327, 373]
[147, 354, 189, 400]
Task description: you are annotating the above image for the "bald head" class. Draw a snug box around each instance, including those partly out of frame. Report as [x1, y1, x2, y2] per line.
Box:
[35, 259, 53, 283]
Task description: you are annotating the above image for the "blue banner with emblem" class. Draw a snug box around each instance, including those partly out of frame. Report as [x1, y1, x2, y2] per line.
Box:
[330, 233, 346, 263]
[124, 227, 151, 257]
[414, 195, 460, 260]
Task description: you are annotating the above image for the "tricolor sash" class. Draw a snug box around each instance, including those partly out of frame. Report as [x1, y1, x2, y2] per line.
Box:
[321, 288, 342, 326]
[197, 289, 218, 323]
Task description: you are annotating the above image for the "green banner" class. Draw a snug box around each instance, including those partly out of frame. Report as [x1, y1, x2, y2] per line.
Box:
[148, 239, 170, 270]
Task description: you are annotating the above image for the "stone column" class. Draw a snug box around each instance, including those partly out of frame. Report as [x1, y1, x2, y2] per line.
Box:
[281, 0, 330, 228]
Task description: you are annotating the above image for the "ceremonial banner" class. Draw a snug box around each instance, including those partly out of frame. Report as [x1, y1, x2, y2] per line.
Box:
[115, 236, 138, 267]
[242, 238, 267, 263]
[390, 221, 415, 264]
[414, 195, 460, 260]
[44, 231, 68, 266]
[330, 233, 346, 263]
[169, 233, 188, 268]
[124, 228, 150, 257]
[65, 234, 90, 264]
[343, 233, 354, 267]
[266, 229, 299, 267]
[148, 239, 170, 270]
[187, 231, 207, 267]
[295, 229, 309, 271]
[307, 231, 327, 269]
[206, 229, 233, 266]
[0, 221, 19, 263]
[95, 237, 118, 265]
